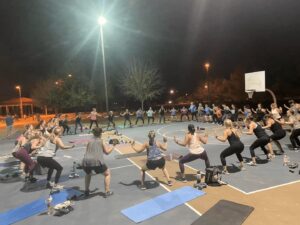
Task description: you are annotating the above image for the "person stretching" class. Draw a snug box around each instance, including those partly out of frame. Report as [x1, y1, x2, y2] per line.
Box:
[243, 116, 273, 166]
[174, 124, 210, 182]
[215, 119, 245, 173]
[82, 127, 115, 197]
[131, 130, 172, 189]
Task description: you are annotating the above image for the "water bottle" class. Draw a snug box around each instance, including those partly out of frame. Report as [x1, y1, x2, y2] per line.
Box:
[169, 153, 173, 161]
[196, 171, 201, 184]
[283, 155, 289, 166]
[46, 195, 53, 215]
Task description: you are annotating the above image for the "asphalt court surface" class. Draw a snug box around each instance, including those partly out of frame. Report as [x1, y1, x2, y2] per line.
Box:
[121, 122, 300, 194]
[0, 129, 198, 225]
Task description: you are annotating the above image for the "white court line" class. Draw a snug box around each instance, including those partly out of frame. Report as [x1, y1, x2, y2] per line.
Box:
[245, 180, 300, 195]
[115, 135, 202, 216]
[110, 164, 134, 170]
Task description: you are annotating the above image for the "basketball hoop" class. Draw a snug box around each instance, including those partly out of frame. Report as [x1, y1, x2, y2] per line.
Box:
[246, 89, 255, 99]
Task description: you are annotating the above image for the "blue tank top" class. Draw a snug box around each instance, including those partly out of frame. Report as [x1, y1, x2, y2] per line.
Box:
[147, 143, 162, 160]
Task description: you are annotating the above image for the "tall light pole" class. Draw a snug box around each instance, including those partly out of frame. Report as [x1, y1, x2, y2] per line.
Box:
[98, 16, 109, 112]
[204, 63, 210, 103]
[15, 85, 23, 118]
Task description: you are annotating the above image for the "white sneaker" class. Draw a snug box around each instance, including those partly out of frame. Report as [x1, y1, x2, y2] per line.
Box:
[52, 184, 64, 190]
[247, 161, 257, 166]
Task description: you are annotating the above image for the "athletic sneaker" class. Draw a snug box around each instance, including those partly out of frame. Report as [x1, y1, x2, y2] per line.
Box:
[104, 191, 114, 198]
[46, 181, 54, 189]
[247, 161, 257, 166]
[52, 183, 64, 190]
[167, 181, 173, 186]
[29, 177, 37, 183]
[84, 190, 90, 197]
[139, 185, 147, 190]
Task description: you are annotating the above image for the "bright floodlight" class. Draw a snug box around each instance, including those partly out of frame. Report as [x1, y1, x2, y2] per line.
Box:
[98, 16, 107, 25]
[15, 85, 20, 89]
[170, 89, 174, 94]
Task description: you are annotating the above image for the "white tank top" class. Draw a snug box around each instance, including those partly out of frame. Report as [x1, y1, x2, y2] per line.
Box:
[271, 109, 281, 119]
[188, 134, 204, 154]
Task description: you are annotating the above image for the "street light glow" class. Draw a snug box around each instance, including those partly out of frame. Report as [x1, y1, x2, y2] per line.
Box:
[98, 16, 107, 25]
[68, 74, 72, 78]
[204, 63, 210, 71]
[170, 89, 174, 94]
[168, 100, 172, 104]
[15, 85, 20, 89]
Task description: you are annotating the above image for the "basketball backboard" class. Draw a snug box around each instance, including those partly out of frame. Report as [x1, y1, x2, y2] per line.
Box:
[245, 71, 265, 92]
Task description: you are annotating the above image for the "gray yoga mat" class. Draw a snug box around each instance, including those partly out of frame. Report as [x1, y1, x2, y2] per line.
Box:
[191, 200, 254, 225]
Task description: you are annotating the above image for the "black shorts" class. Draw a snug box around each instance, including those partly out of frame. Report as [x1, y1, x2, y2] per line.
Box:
[83, 164, 108, 175]
[145, 157, 165, 170]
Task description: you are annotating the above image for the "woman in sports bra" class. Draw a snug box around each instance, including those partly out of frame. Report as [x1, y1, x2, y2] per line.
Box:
[215, 119, 245, 173]
[174, 124, 210, 182]
[131, 131, 172, 190]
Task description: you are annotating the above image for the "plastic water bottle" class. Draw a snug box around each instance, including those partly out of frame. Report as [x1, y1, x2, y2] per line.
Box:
[169, 153, 173, 161]
[196, 171, 201, 184]
[283, 155, 289, 166]
[46, 195, 53, 215]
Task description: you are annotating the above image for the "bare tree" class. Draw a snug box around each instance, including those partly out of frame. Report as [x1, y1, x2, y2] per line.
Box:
[120, 60, 163, 110]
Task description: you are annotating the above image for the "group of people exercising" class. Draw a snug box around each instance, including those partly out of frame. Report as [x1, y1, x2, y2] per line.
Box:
[10, 100, 300, 195]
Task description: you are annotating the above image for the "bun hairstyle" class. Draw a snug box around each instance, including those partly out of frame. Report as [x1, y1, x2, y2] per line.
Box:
[188, 124, 195, 135]
[148, 130, 156, 146]
[92, 127, 103, 137]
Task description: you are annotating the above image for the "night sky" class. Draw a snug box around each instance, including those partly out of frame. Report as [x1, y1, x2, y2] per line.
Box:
[0, 0, 300, 101]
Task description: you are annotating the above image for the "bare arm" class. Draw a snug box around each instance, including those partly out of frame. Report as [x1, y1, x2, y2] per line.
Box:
[243, 123, 255, 135]
[262, 120, 272, 129]
[216, 130, 228, 142]
[55, 138, 75, 149]
[198, 133, 208, 144]
[102, 141, 115, 155]
[156, 138, 168, 151]
[174, 134, 189, 147]
[131, 141, 148, 153]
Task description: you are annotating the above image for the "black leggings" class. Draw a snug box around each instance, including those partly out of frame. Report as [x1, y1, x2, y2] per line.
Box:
[75, 121, 83, 133]
[135, 117, 144, 125]
[179, 152, 210, 174]
[270, 130, 286, 141]
[191, 112, 198, 121]
[290, 128, 300, 148]
[89, 120, 98, 129]
[124, 118, 132, 127]
[220, 143, 244, 166]
[250, 136, 270, 158]
[37, 157, 63, 184]
[107, 120, 115, 129]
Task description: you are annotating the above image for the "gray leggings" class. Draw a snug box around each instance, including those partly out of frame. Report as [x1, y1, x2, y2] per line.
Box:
[179, 152, 210, 174]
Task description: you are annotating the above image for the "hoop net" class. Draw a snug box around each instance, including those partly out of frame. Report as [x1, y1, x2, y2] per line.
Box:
[246, 89, 255, 99]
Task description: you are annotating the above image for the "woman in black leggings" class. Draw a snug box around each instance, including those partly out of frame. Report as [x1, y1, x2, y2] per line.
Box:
[263, 115, 286, 154]
[37, 127, 75, 189]
[174, 124, 210, 182]
[215, 119, 244, 173]
[243, 116, 273, 166]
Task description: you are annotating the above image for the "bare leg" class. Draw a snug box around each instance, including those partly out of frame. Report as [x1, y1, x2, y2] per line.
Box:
[162, 167, 171, 183]
[103, 169, 111, 192]
[141, 170, 146, 186]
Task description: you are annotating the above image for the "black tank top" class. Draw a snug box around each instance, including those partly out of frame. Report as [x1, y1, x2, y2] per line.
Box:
[253, 123, 267, 138]
[270, 121, 283, 133]
[227, 131, 241, 145]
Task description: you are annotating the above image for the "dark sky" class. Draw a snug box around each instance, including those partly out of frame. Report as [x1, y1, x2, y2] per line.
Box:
[0, 0, 300, 101]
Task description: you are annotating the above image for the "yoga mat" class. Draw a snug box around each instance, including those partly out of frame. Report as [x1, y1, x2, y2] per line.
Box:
[191, 200, 254, 225]
[121, 186, 205, 223]
[0, 188, 82, 225]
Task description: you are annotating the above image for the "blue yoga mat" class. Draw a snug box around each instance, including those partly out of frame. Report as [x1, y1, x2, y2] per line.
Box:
[121, 186, 205, 223]
[0, 188, 82, 225]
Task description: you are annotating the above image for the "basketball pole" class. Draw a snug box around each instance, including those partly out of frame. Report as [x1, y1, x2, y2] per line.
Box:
[265, 88, 277, 105]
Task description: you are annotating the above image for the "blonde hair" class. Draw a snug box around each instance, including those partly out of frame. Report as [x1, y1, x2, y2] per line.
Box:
[224, 119, 233, 128]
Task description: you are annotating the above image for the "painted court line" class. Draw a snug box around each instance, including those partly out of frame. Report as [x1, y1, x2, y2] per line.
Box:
[245, 180, 300, 195]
